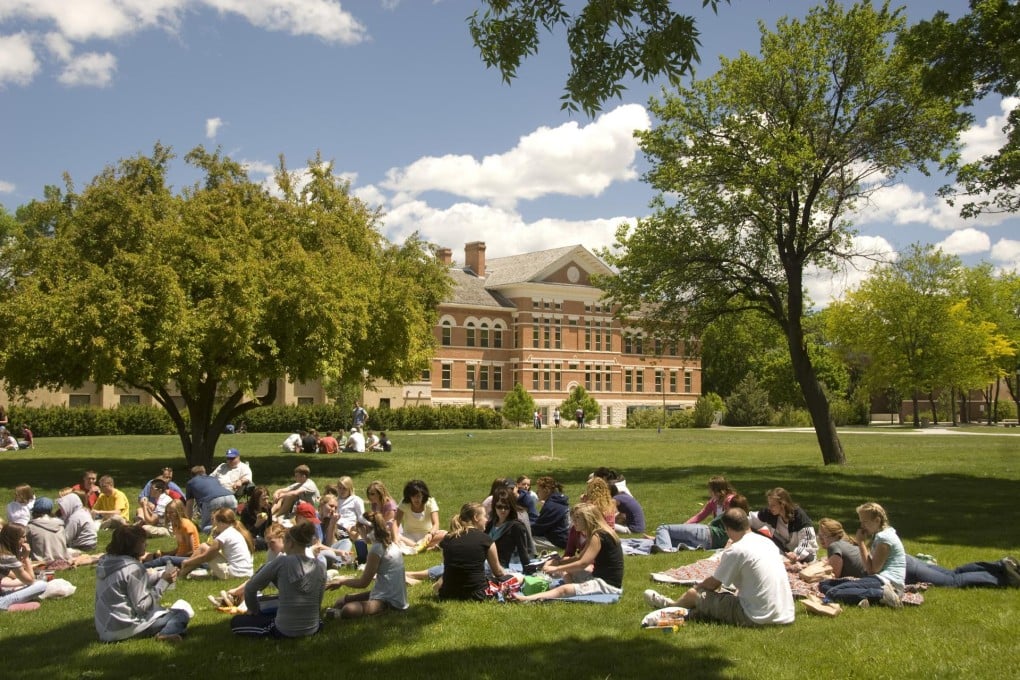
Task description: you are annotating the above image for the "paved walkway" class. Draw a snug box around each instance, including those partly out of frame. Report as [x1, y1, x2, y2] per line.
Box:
[735, 425, 1019, 437]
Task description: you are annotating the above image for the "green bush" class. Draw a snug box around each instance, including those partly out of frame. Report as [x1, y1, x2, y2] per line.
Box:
[771, 405, 813, 427]
[9, 405, 178, 437]
[995, 399, 1017, 421]
[693, 393, 723, 428]
[723, 374, 772, 426]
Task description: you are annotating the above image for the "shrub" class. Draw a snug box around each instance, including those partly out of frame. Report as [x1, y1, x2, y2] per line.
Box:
[723, 374, 772, 426]
[693, 393, 723, 428]
[771, 405, 813, 427]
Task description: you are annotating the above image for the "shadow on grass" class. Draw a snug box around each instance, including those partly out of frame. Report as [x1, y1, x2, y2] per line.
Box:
[7, 605, 736, 680]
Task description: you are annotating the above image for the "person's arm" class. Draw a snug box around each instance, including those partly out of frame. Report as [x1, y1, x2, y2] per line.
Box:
[429, 509, 441, 534]
[485, 542, 506, 578]
[695, 575, 723, 593]
[180, 538, 221, 575]
[125, 562, 174, 617]
[790, 523, 819, 562]
[685, 499, 714, 524]
[557, 531, 605, 574]
[328, 546, 381, 590]
[244, 557, 282, 613]
[858, 533, 890, 575]
[827, 554, 845, 579]
[8, 545, 37, 585]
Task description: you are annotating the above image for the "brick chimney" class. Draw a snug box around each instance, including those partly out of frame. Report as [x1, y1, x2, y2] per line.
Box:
[437, 247, 453, 266]
[465, 241, 486, 277]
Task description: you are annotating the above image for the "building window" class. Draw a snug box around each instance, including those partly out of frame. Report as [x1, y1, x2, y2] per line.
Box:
[605, 370, 612, 391]
[585, 321, 592, 350]
[493, 365, 503, 391]
[493, 326, 503, 348]
[69, 394, 91, 408]
[119, 394, 140, 406]
[421, 369, 431, 381]
[603, 323, 612, 351]
[480, 323, 489, 348]
[379, 398, 390, 409]
[555, 319, 561, 349]
[532, 364, 540, 391]
[624, 369, 633, 393]
[543, 318, 551, 349]
[532, 322, 539, 348]
[595, 321, 602, 351]
[441, 320, 452, 346]
[670, 370, 677, 393]
[685, 371, 693, 393]
[466, 322, 476, 348]
[654, 339, 664, 356]
[532, 299, 540, 309]
[467, 364, 476, 391]
[623, 334, 633, 354]
[480, 365, 489, 390]
[442, 363, 452, 389]
[555, 363, 562, 390]
[585, 365, 592, 391]
[635, 336, 644, 355]
[543, 363, 552, 391]
[655, 370, 663, 393]
[606, 406, 612, 425]
[297, 397, 314, 406]
[636, 370, 644, 393]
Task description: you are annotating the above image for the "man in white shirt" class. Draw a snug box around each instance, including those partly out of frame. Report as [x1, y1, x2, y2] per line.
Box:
[644, 508, 795, 626]
[210, 448, 254, 498]
[343, 428, 366, 453]
[282, 432, 302, 453]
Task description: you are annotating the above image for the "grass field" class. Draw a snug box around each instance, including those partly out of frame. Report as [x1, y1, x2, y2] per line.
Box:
[2, 426, 1018, 679]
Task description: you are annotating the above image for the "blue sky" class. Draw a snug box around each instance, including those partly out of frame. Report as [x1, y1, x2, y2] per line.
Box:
[2, 1, 1018, 306]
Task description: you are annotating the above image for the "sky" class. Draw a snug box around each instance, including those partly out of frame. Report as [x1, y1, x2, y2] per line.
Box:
[1, 0, 1018, 308]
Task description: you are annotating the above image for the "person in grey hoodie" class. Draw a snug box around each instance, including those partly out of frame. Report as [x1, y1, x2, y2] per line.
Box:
[94, 525, 189, 642]
[58, 491, 98, 552]
[230, 522, 326, 638]
[26, 497, 70, 562]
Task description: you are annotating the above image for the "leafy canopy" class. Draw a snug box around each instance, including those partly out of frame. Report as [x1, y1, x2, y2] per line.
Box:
[0, 145, 450, 466]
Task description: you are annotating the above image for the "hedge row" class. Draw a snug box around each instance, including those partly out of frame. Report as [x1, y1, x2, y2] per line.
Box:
[9, 403, 506, 437]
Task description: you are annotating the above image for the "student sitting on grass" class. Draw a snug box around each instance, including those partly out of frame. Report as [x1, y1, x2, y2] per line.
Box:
[230, 522, 325, 638]
[530, 476, 569, 551]
[436, 502, 508, 601]
[94, 524, 190, 642]
[748, 487, 818, 563]
[819, 502, 905, 608]
[141, 499, 200, 570]
[509, 503, 623, 603]
[178, 508, 254, 580]
[57, 491, 98, 552]
[0, 524, 49, 612]
[395, 479, 446, 554]
[325, 511, 408, 619]
[211, 522, 287, 608]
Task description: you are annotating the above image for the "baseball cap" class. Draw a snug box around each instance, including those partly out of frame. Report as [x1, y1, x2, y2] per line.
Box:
[32, 497, 54, 515]
[294, 501, 320, 524]
[225, 448, 240, 459]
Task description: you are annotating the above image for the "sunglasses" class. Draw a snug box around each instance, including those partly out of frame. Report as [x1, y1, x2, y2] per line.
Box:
[495, 505, 510, 511]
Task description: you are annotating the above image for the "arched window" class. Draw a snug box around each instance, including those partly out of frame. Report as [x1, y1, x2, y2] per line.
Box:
[441, 320, 452, 346]
[480, 322, 489, 348]
[466, 321, 476, 347]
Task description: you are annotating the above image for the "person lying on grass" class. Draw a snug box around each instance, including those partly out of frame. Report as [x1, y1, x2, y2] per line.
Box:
[324, 511, 408, 619]
[509, 503, 623, 603]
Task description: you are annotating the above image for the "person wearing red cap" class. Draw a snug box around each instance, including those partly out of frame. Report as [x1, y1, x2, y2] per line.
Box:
[293, 501, 323, 544]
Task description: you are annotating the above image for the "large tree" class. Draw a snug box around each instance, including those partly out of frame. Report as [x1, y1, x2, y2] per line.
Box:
[902, 0, 1020, 216]
[469, 0, 728, 115]
[0, 145, 450, 469]
[599, 1, 966, 465]
[827, 244, 1014, 426]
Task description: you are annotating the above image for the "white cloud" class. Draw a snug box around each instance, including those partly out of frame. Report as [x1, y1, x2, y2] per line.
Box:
[352, 184, 387, 210]
[803, 234, 897, 307]
[936, 228, 991, 256]
[58, 52, 116, 86]
[205, 117, 224, 139]
[203, 0, 367, 44]
[378, 198, 638, 260]
[959, 96, 1019, 164]
[381, 104, 651, 209]
[43, 31, 73, 61]
[0, 180, 14, 193]
[0, 32, 39, 86]
[241, 159, 276, 176]
[990, 238, 1020, 273]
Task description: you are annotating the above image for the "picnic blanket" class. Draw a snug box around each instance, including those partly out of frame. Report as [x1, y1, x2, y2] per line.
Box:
[651, 556, 924, 605]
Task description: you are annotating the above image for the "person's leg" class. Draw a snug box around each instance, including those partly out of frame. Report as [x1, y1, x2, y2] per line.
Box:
[341, 596, 391, 619]
[951, 561, 1005, 587]
[823, 576, 884, 604]
[510, 582, 578, 602]
[231, 612, 278, 637]
[142, 608, 191, 640]
[0, 580, 48, 610]
[906, 556, 959, 587]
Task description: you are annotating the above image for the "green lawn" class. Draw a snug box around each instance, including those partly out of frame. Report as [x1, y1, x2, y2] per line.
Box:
[2, 426, 1018, 679]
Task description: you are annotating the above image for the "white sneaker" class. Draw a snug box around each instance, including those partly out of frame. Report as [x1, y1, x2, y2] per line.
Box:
[644, 589, 675, 609]
[880, 583, 902, 609]
[186, 568, 209, 579]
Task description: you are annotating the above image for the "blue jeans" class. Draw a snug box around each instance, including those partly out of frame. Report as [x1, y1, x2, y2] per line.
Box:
[141, 608, 190, 638]
[905, 555, 1003, 587]
[654, 523, 712, 552]
[820, 575, 889, 604]
[141, 555, 187, 570]
[200, 494, 237, 533]
[0, 580, 48, 610]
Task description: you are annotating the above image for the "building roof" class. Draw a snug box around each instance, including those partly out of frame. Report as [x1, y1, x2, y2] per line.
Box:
[446, 268, 515, 308]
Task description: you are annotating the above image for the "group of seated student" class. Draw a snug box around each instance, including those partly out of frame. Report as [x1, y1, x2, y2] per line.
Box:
[281, 429, 393, 454]
[9, 455, 1020, 639]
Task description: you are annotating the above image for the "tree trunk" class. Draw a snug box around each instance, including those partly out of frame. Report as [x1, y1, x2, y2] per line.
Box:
[786, 328, 845, 465]
[928, 391, 938, 425]
[912, 394, 920, 428]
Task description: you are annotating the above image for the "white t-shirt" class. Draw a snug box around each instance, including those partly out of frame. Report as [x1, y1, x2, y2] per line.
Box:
[336, 493, 367, 529]
[712, 531, 795, 625]
[215, 526, 254, 577]
[346, 431, 366, 452]
[211, 461, 252, 491]
[397, 497, 439, 541]
[283, 433, 302, 450]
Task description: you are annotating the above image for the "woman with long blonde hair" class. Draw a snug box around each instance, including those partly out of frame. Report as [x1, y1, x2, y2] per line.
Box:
[511, 503, 623, 602]
[436, 503, 507, 600]
[178, 507, 254, 579]
[325, 511, 409, 619]
[819, 502, 905, 608]
[142, 498, 199, 569]
[564, 477, 615, 557]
